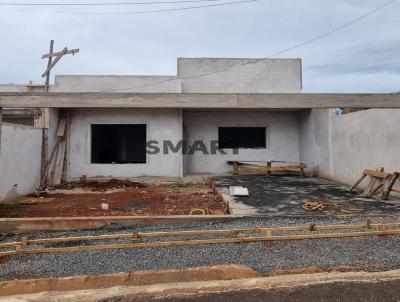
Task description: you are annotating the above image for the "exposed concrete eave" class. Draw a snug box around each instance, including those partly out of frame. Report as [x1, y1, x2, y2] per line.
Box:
[1, 92, 400, 109]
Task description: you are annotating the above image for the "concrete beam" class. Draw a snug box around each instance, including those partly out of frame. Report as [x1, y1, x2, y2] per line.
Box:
[0, 92, 400, 109]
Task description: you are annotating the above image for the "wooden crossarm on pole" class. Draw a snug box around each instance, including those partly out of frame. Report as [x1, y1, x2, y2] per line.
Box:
[41, 47, 68, 78]
[41, 48, 79, 59]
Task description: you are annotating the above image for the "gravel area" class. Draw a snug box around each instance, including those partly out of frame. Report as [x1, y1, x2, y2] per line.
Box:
[1, 215, 400, 281]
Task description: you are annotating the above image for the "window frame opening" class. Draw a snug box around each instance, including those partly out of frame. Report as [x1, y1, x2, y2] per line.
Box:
[91, 124, 147, 164]
[218, 126, 267, 149]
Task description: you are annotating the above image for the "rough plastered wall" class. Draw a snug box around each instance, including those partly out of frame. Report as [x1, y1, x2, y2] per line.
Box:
[298, 109, 321, 175]
[0, 123, 42, 203]
[183, 110, 300, 174]
[67, 108, 183, 178]
[311, 108, 400, 188]
[178, 58, 302, 93]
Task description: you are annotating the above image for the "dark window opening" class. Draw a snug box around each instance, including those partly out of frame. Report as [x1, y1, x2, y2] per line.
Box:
[91, 124, 146, 164]
[218, 127, 266, 149]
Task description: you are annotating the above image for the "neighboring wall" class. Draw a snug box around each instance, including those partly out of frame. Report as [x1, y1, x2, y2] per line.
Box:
[0, 123, 42, 203]
[183, 110, 300, 174]
[68, 108, 183, 178]
[178, 58, 302, 93]
[311, 108, 400, 188]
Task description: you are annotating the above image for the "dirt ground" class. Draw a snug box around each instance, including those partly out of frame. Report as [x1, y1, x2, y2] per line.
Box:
[0, 179, 228, 217]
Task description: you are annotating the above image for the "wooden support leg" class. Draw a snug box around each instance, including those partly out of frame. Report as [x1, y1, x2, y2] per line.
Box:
[382, 172, 399, 200]
[348, 173, 367, 192]
[364, 167, 384, 196]
[368, 175, 391, 198]
[299, 163, 306, 177]
[266, 161, 272, 175]
[233, 162, 239, 175]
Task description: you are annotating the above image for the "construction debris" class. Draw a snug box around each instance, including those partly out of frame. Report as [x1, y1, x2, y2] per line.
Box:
[302, 201, 337, 211]
[229, 186, 249, 197]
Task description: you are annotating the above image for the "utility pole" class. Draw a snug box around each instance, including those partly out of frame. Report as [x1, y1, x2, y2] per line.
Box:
[41, 41, 79, 90]
[37, 40, 79, 192]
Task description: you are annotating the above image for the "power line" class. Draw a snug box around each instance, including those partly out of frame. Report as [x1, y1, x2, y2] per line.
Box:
[94, 0, 398, 93]
[267, 0, 398, 58]
[0, 0, 229, 6]
[0, 0, 257, 14]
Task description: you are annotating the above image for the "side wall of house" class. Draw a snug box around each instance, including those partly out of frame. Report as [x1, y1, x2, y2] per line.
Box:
[310, 108, 400, 188]
[0, 123, 42, 203]
[298, 109, 321, 175]
[67, 108, 183, 178]
[183, 110, 300, 174]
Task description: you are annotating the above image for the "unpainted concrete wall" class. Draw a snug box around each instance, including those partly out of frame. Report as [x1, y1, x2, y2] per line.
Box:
[298, 109, 320, 175]
[183, 110, 300, 174]
[178, 58, 302, 93]
[51, 58, 301, 94]
[52, 75, 181, 93]
[0, 123, 42, 203]
[67, 108, 183, 178]
[311, 109, 400, 188]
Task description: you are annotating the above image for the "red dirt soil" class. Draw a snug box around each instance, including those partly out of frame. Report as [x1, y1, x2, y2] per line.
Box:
[0, 180, 228, 217]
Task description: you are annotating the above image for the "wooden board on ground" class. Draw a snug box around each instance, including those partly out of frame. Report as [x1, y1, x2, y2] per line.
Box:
[2, 220, 400, 258]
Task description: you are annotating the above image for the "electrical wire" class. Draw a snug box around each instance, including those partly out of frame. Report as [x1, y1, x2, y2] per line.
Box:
[0, 0, 257, 14]
[0, 0, 232, 6]
[93, 0, 398, 93]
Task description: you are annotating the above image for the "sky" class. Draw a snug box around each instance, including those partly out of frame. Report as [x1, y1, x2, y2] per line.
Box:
[0, 0, 399, 92]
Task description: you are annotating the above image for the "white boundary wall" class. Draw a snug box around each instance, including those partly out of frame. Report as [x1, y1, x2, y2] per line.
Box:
[0, 123, 42, 203]
[309, 108, 400, 188]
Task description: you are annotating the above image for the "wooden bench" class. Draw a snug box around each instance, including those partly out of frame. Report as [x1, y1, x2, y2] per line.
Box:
[227, 160, 308, 177]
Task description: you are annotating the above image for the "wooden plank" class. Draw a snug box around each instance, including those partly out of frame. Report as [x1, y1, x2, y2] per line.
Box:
[266, 161, 272, 175]
[41, 47, 68, 78]
[382, 172, 400, 200]
[53, 140, 66, 186]
[299, 162, 306, 177]
[364, 167, 384, 195]
[56, 117, 67, 137]
[367, 176, 391, 197]
[42, 48, 79, 59]
[348, 173, 367, 192]
[8, 229, 400, 256]
[363, 169, 390, 179]
[3, 222, 400, 249]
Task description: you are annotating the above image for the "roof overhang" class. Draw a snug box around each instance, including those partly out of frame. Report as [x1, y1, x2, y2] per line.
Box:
[0, 92, 400, 109]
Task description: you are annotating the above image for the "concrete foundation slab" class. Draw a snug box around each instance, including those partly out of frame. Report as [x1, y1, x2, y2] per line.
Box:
[214, 175, 400, 215]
